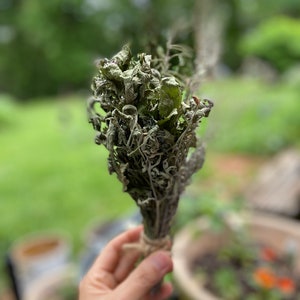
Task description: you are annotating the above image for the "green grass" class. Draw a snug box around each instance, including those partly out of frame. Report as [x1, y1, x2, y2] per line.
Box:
[0, 94, 135, 289]
[199, 77, 300, 154]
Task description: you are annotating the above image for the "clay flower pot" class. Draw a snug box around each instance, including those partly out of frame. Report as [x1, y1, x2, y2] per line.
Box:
[9, 232, 71, 298]
[172, 212, 300, 300]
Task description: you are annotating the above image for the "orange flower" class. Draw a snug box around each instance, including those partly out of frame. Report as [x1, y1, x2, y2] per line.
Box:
[276, 277, 295, 294]
[253, 267, 276, 289]
[260, 246, 277, 262]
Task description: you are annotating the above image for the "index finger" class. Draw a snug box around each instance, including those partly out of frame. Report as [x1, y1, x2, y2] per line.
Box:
[90, 225, 143, 274]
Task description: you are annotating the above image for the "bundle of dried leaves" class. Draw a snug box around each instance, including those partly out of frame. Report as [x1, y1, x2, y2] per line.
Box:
[88, 44, 213, 245]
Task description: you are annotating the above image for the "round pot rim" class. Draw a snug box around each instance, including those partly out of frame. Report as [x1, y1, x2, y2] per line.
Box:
[10, 231, 71, 263]
[172, 211, 300, 300]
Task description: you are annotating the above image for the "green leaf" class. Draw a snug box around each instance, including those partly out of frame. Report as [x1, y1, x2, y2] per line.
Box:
[158, 77, 182, 118]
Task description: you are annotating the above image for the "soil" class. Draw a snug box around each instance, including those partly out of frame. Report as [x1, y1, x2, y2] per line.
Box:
[21, 239, 60, 256]
[191, 243, 300, 299]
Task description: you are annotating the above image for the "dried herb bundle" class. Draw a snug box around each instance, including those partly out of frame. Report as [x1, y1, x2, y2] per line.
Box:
[88, 45, 213, 245]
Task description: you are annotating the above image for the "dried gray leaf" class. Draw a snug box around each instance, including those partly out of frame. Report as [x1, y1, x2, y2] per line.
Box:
[88, 45, 213, 239]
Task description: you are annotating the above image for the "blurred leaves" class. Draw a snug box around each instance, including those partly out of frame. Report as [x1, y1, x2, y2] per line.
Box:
[239, 16, 300, 72]
[0, 0, 195, 99]
[202, 78, 300, 154]
[1, 0, 300, 99]
[0, 94, 16, 129]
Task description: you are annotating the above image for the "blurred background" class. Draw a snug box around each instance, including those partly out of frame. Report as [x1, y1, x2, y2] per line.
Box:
[1, 0, 300, 299]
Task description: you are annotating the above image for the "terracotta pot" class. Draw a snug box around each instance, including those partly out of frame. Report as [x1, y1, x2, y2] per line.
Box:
[172, 212, 300, 300]
[9, 232, 71, 298]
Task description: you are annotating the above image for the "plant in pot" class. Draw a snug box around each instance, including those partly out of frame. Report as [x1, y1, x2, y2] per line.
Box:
[173, 196, 300, 300]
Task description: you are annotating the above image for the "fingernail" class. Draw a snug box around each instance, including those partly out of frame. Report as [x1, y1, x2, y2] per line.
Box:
[149, 252, 171, 273]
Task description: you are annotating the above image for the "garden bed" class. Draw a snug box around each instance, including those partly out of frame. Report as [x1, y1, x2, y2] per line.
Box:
[192, 242, 300, 299]
[173, 213, 300, 300]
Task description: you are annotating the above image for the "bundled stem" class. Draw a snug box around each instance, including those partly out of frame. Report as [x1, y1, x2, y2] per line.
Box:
[88, 44, 213, 243]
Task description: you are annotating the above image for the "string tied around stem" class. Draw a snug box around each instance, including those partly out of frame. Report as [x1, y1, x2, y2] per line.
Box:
[123, 231, 172, 257]
[122, 231, 172, 295]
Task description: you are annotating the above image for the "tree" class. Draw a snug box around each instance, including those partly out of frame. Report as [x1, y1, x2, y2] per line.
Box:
[0, 0, 196, 99]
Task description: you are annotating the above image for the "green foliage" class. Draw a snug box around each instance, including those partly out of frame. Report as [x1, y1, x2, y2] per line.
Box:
[202, 78, 300, 154]
[0, 0, 195, 99]
[159, 77, 182, 118]
[0, 95, 134, 287]
[175, 193, 243, 233]
[245, 291, 282, 300]
[0, 0, 105, 98]
[219, 233, 256, 267]
[238, 0, 300, 24]
[213, 268, 242, 299]
[239, 16, 300, 72]
[1, 0, 300, 99]
[220, 0, 300, 70]
[0, 94, 17, 129]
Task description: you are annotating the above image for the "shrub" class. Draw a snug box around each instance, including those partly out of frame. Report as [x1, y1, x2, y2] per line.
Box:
[239, 16, 300, 72]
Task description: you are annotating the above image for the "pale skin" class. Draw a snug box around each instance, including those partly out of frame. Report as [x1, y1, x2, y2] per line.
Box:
[79, 226, 173, 300]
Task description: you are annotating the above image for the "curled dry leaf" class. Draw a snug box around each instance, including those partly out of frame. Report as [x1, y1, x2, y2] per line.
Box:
[88, 44, 213, 240]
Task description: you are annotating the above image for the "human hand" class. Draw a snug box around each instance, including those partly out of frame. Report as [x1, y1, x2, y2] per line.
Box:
[79, 226, 173, 300]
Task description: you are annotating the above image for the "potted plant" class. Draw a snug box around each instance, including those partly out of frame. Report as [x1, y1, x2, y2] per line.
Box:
[173, 209, 300, 300]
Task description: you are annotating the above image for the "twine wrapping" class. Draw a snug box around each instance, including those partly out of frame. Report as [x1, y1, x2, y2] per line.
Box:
[123, 231, 171, 257]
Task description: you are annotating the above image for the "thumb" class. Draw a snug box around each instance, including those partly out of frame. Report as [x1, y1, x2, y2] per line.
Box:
[114, 251, 173, 299]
